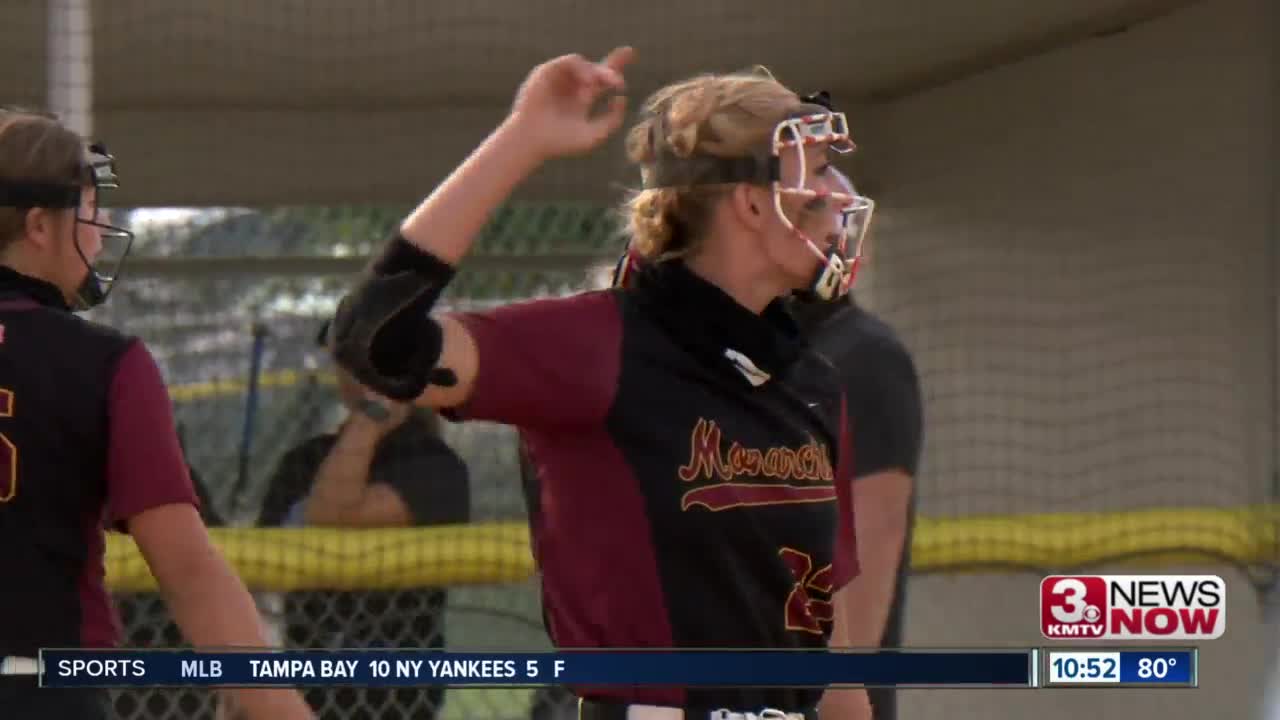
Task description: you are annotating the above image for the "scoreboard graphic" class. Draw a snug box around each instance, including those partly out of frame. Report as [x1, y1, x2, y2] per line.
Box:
[21, 647, 1200, 689]
[1040, 649, 1197, 688]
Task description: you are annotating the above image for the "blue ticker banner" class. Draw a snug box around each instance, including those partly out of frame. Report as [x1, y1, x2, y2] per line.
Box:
[36, 649, 1034, 688]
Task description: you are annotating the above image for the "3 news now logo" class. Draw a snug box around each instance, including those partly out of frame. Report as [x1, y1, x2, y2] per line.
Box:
[1040, 575, 1226, 640]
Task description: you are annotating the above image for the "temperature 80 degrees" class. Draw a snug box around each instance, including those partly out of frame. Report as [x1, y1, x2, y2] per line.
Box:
[1137, 657, 1176, 679]
[1117, 650, 1194, 685]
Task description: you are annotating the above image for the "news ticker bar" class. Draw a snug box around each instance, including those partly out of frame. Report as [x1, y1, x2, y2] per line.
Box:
[24, 649, 1196, 689]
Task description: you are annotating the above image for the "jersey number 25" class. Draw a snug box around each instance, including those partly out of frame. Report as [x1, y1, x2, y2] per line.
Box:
[780, 547, 834, 635]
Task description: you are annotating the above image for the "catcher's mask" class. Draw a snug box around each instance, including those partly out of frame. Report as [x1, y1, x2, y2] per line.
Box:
[630, 90, 875, 300]
[0, 141, 135, 309]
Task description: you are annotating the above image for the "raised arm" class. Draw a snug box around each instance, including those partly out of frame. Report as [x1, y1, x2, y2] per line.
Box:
[329, 48, 634, 412]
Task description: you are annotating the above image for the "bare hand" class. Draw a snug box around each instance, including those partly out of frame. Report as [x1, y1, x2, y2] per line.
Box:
[508, 46, 635, 161]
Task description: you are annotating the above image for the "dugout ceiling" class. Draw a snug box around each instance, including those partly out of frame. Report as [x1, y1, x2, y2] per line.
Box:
[2, 0, 1200, 206]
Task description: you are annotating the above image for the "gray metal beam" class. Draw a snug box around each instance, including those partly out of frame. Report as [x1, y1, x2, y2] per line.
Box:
[857, 0, 1208, 104]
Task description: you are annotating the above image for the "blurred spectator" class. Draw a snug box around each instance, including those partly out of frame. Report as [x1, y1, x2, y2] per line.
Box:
[253, 321, 471, 720]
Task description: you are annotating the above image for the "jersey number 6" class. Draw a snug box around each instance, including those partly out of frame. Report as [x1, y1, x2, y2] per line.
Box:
[0, 388, 14, 502]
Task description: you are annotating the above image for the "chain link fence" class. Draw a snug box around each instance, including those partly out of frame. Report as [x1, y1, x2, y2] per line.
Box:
[93, 205, 619, 720]
[82, 201, 1277, 720]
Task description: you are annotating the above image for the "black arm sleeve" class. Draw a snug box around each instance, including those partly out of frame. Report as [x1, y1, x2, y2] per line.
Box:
[329, 235, 456, 400]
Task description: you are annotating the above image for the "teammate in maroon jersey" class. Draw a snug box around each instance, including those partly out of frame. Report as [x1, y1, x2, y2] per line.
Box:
[0, 109, 311, 720]
[331, 49, 873, 719]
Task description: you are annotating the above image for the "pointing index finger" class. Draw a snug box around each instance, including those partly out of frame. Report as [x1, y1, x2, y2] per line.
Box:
[598, 46, 635, 87]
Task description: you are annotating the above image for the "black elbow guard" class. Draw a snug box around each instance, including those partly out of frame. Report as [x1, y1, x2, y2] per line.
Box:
[329, 234, 456, 401]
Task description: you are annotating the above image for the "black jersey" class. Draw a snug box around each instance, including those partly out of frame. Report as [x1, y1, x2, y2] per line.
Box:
[448, 261, 857, 712]
[0, 267, 199, 657]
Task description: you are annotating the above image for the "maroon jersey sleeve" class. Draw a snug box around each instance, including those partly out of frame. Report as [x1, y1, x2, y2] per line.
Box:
[445, 291, 623, 429]
[105, 340, 200, 532]
[831, 392, 860, 589]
